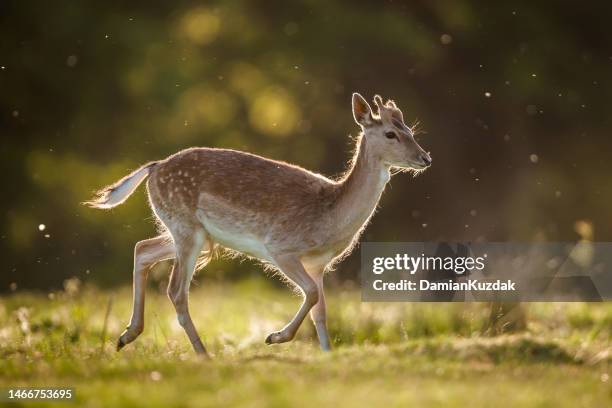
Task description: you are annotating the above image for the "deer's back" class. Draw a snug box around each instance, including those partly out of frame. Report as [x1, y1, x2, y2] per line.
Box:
[147, 148, 337, 248]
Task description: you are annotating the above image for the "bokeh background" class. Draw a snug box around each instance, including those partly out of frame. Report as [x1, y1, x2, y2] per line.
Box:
[2, 0, 611, 290]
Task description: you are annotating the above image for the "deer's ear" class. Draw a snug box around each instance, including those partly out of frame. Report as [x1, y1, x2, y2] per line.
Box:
[352, 93, 373, 126]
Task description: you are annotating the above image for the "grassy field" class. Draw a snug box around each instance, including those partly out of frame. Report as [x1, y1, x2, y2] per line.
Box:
[0, 278, 610, 407]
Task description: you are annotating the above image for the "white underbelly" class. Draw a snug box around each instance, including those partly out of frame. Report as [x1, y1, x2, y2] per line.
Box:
[196, 209, 272, 262]
[301, 251, 335, 271]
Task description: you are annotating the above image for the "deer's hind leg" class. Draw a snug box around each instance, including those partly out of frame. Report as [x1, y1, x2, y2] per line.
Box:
[166, 224, 209, 355]
[117, 235, 175, 351]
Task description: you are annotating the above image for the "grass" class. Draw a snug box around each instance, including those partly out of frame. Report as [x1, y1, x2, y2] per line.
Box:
[0, 278, 610, 407]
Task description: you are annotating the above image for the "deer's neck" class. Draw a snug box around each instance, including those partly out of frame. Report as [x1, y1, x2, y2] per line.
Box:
[331, 136, 390, 240]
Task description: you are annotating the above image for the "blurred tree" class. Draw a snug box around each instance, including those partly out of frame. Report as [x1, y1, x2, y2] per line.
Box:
[1, 0, 612, 289]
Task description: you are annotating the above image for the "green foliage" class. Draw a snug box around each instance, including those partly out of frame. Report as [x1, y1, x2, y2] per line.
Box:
[1, 3, 610, 404]
[2, 1, 612, 289]
[0, 283, 611, 406]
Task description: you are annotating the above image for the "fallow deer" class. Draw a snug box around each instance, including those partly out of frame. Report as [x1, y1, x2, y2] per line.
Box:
[85, 93, 431, 355]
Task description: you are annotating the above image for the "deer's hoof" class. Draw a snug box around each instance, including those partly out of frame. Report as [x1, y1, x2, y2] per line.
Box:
[265, 330, 292, 345]
[116, 336, 126, 351]
[116, 328, 133, 351]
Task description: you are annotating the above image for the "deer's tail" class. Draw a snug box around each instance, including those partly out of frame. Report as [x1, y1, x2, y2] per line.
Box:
[83, 161, 158, 209]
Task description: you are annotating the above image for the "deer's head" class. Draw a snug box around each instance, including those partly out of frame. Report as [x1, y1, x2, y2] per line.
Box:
[352, 93, 431, 171]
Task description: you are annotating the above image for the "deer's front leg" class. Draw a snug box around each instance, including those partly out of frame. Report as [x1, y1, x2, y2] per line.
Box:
[309, 272, 331, 351]
[265, 255, 318, 345]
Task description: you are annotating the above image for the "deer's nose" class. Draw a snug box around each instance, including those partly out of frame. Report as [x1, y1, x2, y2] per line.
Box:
[421, 153, 432, 166]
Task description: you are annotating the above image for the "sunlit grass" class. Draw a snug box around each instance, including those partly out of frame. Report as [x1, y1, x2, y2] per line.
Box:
[0, 279, 610, 407]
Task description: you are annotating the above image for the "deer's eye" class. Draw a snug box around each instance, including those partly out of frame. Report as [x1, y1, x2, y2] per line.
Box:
[385, 131, 398, 140]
